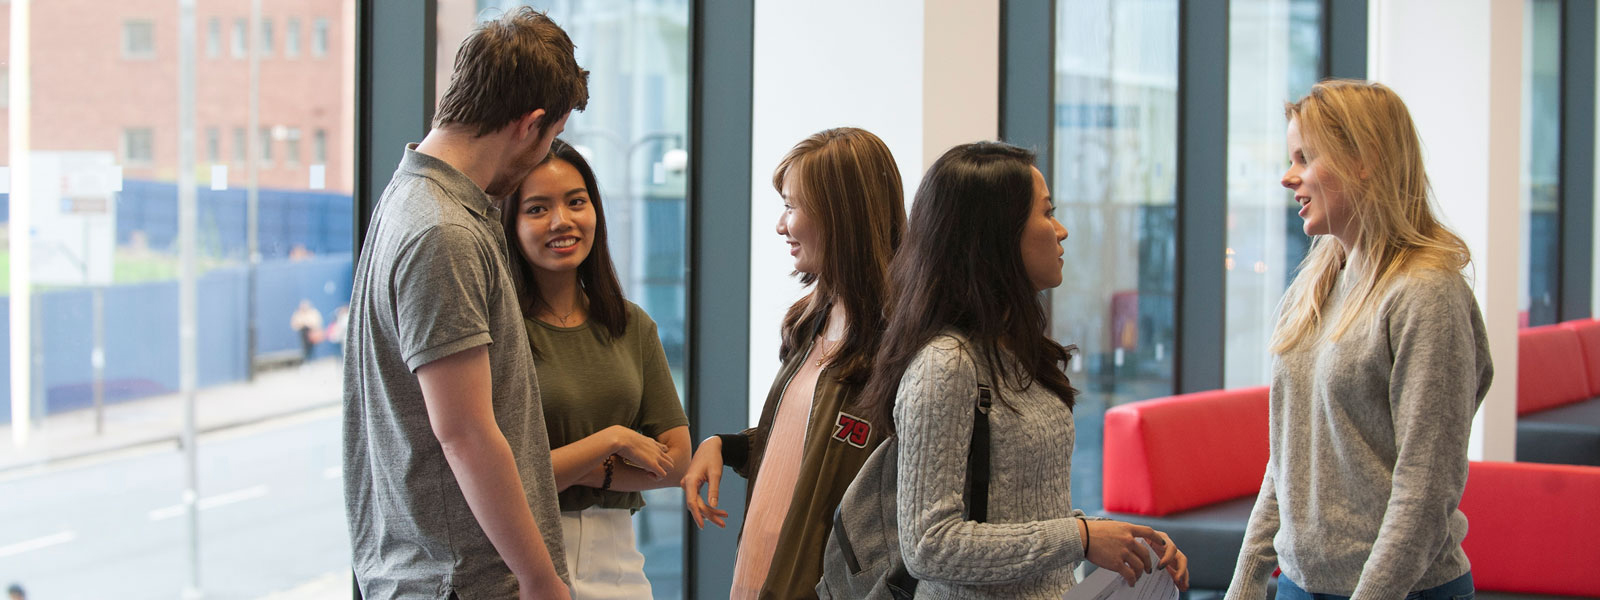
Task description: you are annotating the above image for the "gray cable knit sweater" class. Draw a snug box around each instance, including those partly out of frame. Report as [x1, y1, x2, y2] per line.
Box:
[895, 334, 1088, 600]
[1226, 267, 1493, 600]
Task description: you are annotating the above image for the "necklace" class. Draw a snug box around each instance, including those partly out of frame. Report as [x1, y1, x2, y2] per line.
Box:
[815, 336, 841, 367]
[551, 306, 578, 326]
[544, 300, 582, 327]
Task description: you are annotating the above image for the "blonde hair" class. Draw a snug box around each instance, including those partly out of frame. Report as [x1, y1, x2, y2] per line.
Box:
[1271, 79, 1471, 353]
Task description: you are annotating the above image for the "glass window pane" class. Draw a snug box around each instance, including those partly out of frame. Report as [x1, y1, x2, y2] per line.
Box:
[1223, 0, 1321, 388]
[206, 17, 221, 59]
[123, 19, 156, 59]
[232, 126, 246, 163]
[1, 4, 356, 596]
[434, 2, 692, 597]
[231, 18, 246, 59]
[1523, 0, 1560, 327]
[312, 18, 329, 58]
[286, 18, 302, 59]
[285, 127, 301, 166]
[259, 126, 273, 166]
[1052, 0, 1178, 511]
[260, 18, 274, 57]
[206, 126, 220, 164]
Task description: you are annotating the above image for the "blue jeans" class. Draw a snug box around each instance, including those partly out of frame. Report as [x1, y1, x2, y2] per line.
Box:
[1277, 572, 1474, 600]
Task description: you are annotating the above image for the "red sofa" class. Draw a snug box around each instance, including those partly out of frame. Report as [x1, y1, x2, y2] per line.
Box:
[1103, 388, 1600, 596]
[1517, 321, 1600, 466]
[1100, 386, 1271, 590]
[1459, 461, 1600, 598]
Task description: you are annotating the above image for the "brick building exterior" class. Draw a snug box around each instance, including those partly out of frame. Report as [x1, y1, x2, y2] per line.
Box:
[0, 0, 356, 193]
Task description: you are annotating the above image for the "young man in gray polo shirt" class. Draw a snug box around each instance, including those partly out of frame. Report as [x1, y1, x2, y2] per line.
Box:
[342, 8, 589, 599]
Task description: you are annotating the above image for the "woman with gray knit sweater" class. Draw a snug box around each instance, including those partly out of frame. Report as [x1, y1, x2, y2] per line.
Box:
[1225, 80, 1493, 600]
[856, 142, 1189, 599]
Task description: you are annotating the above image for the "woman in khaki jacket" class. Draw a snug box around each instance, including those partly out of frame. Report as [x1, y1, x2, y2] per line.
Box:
[680, 127, 906, 599]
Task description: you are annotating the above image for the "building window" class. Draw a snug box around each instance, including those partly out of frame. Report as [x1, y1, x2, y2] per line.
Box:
[260, 126, 274, 166]
[442, 4, 694, 594]
[206, 127, 220, 163]
[233, 127, 247, 163]
[8, 3, 356, 595]
[123, 19, 156, 59]
[286, 18, 302, 58]
[231, 18, 247, 58]
[123, 128, 155, 165]
[1, 67, 8, 109]
[1051, 0, 1179, 512]
[1523, 0, 1561, 327]
[285, 127, 302, 165]
[313, 18, 329, 57]
[260, 18, 275, 57]
[314, 128, 327, 164]
[206, 17, 221, 58]
[1223, 0, 1322, 387]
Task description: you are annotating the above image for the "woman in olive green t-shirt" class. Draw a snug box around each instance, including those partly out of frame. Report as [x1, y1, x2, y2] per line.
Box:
[498, 139, 691, 600]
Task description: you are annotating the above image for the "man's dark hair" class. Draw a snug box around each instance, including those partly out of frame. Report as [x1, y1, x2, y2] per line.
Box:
[434, 7, 590, 137]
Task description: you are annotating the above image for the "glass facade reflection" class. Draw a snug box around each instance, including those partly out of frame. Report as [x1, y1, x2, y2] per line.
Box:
[1524, 0, 1561, 327]
[1, 1, 356, 596]
[1223, 0, 1321, 388]
[1052, 0, 1179, 511]
[443, 2, 691, 597]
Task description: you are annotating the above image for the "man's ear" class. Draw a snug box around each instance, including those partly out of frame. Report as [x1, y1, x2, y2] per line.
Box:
[514, 108, 547, 141]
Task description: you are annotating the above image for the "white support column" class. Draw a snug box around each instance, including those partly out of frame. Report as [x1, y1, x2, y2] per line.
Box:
[1369, 0, 1521, 462]
[8, 0, 30, 447]
[922, 1, 999, 169]
[747, 0, 999, 420]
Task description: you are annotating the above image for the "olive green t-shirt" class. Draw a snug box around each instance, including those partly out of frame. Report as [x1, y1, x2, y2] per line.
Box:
[526, 301, 688, 512]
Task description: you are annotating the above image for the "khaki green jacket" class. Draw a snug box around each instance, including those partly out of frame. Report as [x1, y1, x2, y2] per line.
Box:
[718, 322, 887, 600]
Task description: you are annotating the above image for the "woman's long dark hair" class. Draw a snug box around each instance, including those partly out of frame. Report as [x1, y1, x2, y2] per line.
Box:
[498, 139, 628, 357]
[859, 142, 1076, 434]
[773, 128, 906, 385]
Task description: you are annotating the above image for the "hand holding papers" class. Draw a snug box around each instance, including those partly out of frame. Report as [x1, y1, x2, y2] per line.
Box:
[1062, 541, 1179, 600]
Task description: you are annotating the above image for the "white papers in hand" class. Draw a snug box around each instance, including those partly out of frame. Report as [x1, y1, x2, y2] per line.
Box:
[1061, 543, 1177, 600]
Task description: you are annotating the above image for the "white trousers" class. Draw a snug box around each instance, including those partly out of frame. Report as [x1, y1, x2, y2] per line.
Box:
[559, 507, 653, 600]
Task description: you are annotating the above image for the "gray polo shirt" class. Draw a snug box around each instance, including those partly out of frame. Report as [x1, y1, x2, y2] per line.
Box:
[343, 145, 567, 599]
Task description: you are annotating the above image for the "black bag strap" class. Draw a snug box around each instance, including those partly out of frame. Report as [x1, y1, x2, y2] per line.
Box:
[888, 380, 994, 600]
[966, 383, 993, 523]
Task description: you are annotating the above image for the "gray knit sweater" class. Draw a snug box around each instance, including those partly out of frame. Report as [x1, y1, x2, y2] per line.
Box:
[1226, 267, 1493, 600]
[895, 334, 1087, 600]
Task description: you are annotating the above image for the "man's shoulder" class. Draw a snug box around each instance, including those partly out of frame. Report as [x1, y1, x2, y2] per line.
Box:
[379, 174, 455, 220]
[371, 178, 489, 250]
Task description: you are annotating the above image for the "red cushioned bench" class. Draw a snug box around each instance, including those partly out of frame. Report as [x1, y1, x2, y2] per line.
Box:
[1102, 387, 1600, 597]
[1460, 461, 1600, 599]
[1517, 322, 1600, 466]
[1100, 386, 1271, 591]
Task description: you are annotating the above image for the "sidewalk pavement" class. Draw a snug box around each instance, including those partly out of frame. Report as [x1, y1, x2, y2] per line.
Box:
[257, 570, 352, 600]
[0, 358, 344, 475]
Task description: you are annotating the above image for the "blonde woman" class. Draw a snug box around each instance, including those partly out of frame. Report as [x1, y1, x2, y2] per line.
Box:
[1225, 80, 1493, 600]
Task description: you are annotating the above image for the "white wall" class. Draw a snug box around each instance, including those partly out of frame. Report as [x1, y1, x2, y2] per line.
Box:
[746, 0, 998, 422]
[1369, 0, 1521, 461]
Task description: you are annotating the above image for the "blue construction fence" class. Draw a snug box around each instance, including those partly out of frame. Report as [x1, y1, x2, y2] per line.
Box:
[0, 180, 353, 259]
[0, 255, 353, 424]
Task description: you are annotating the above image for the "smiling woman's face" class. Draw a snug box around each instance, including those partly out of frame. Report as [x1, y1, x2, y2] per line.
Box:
[1283, 117, 1356, 245]
[515, 158, 597, 275]
[776, 168, 823, 275]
